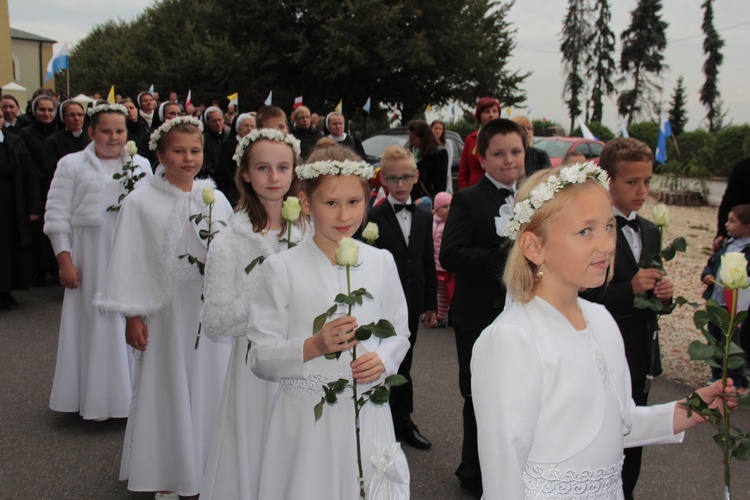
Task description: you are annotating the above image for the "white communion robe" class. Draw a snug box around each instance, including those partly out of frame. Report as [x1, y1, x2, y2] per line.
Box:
[472, 297, 684, 500]
[201, 213, 307, 500]
[45, 142, 151, 420]
[247, 238, 412, 500]
[97, 172, 233, 496]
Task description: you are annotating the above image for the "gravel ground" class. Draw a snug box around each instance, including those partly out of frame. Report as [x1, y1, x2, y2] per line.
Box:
[641, 196, 719, 388]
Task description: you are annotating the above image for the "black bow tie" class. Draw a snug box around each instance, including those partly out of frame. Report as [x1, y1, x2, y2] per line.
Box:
[616, 216, 640, 232]
[394, 203, 416, 213]
[498, 188, 514, 199]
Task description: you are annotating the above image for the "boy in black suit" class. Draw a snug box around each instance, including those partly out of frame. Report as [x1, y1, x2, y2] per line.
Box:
[580, 138, 673, 500]
[439, 118, 523, 498]
[368, 145, 437, 450]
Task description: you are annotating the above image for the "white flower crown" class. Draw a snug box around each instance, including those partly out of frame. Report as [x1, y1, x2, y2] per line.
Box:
[87, 103, 128, 118]
[233, 128, 302, 166]
[496, 162, 610, 240]
[295, 160, 374, 180]
[149, 116, 204, 151]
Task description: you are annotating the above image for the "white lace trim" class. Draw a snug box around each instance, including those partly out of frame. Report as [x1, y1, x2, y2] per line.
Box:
[523, 457, 624, 499]
[280, 373, 372, 397]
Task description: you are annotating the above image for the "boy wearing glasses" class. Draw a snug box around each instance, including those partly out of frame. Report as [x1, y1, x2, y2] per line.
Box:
[367, 145, 437, 451]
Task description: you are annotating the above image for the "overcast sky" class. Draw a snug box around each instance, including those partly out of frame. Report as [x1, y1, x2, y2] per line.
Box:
[8, 0, 750, 132]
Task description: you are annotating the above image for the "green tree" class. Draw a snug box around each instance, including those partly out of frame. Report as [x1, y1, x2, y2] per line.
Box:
[713, 125, 750, 176]
[619, 0, 668, 126]
[700, 0, 725, 132]
[668, 76, 688, 136]
[70, 0, 529, 119]
[532, 119, 564, 137]
[627, 121, 660, 151]
[586, 0, 616, 124]
[560, 0, 592, 134]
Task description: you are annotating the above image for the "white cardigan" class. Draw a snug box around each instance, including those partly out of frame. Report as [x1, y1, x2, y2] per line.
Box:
[201, 212, 308, 337]
[471, 297, 683, 499]
[44, 141, 151, 236]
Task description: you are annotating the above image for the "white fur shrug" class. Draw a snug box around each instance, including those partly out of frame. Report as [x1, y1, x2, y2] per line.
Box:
[44, 141, 151, 235]
[201, 212, 308, 337]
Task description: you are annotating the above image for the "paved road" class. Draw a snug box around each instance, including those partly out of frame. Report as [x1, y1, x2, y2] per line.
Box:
[2, 284, 749, 499]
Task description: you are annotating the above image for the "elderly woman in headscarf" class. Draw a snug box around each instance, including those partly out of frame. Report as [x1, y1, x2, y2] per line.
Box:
[136, 91, 157, 130]
[18, 94, 58, 283]
[43, 100, 90, 184]
[201, 106, 226, 180]
[325, 111, 366, 159]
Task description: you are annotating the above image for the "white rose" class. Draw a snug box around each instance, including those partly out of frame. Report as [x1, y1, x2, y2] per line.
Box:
[202, 186, 216, 205]
[281, 196, 302, 222]
[362, 222, 379, 243]
[335, 237, 360, 267]
[719, 252, 749, 291]
[652, 203, 669, 227]
[126, 140, 138, 157]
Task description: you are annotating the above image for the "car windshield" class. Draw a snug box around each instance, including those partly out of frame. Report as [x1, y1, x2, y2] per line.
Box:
[362, 134, 408, 159]
[533, 140, 572, 159]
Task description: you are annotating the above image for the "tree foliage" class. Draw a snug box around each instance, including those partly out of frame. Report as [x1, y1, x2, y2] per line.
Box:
[627, 121, 660, 151]
[619, 0, 668, 126]
[70, 0, 528, 120]
[586, 0, 617, 124]
[700, 0, 725, 132]
[560, 0, 592, 134]
[668, 76, 688, 136]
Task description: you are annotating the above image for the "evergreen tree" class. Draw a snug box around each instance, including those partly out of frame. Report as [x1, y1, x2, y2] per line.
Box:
[700, 0, 725, 132]
[586, 0, 616, 124]
[619, 0, 668, 126]
[560, 0, 593, 134]
[668, 76, 688, 136]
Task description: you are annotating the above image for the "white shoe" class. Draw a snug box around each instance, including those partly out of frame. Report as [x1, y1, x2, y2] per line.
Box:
[155, 493, 178, 499]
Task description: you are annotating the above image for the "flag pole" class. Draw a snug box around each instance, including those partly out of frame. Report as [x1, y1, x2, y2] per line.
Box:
[671, 135, 681, 157]
[66, 68, 70, 100]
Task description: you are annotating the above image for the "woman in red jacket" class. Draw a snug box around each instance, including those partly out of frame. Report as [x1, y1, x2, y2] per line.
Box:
[457, 97, 501, 190]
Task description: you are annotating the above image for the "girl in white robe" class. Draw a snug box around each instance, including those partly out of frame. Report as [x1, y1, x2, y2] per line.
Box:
[45, 103, 151, 420]
[201, 129, 308, 500]
[97, 117, 233, 498]
[472, 162, 735, 499]
[247, 144, 411, 500]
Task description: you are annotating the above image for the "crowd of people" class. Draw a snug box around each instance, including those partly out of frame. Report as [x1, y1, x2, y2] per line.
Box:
[1, 88, 749, 499]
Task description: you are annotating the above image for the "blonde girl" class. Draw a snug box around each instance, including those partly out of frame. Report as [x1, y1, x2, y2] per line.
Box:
[472, 164, 735, 499]
[98, 116, 233, 498]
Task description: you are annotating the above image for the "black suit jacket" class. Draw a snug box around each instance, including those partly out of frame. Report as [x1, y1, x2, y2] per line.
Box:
[368, 202, 437, 317]
[580, 216, 664, 383]
[439, 176, 510, 331]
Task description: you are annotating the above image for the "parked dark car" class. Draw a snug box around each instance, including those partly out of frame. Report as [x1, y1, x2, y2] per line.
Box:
[533, 137, 605, 167]
[362, 127, 465, 191]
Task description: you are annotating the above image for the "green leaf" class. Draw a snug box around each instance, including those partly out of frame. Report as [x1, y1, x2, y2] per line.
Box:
[661, 237, 687, 261]
[324, 388, 338, 405]
[112, 172, 123, 179]
[736, 311, 748, 326]
[356, 319, 397, 341]
[674, 296, 699, 308]
[314, 399, 324, 422]
[706, 302, 731, 333]
[738, 393, 750, 407]
[244, 255, 265, 274]
[706, 359, 721, 369]
[369, 385, 391, 404]
[728, 342, 746, 356]
[329, 378, 349, 392]
[732, 442, 750, 461]
[727, 355, 745, 369]
[313, 312, 330, 335]
[688, 341, 716, 361]
[199, 229, 210, 240]
[385, 374, 408, 386]
[729, 427, 744, 439]
[324, 352, 342, 360]
[694, 309, 710, 330]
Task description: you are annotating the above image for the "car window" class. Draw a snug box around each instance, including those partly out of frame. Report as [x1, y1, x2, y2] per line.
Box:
[533, 140, 573, 159]
[574, 143, 591, 157]
[362, 134, 408, 159]
[589, 142, 603, 157]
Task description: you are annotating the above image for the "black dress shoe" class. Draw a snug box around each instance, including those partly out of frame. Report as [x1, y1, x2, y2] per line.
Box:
[0, 293, 18, 310]
[459, 480, 483, 499]
[396, 424, 432, 450]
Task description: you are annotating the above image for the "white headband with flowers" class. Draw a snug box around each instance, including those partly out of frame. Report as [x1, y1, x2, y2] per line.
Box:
[295, 160, 374, 180]
[149, 115, 204, 151]
[495, 162, 610, 240]
[233, 128, 301, 166]
[87, 102, 128, 118]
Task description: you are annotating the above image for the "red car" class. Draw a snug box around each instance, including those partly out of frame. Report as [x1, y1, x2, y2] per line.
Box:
[532, 137, 605, 167]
